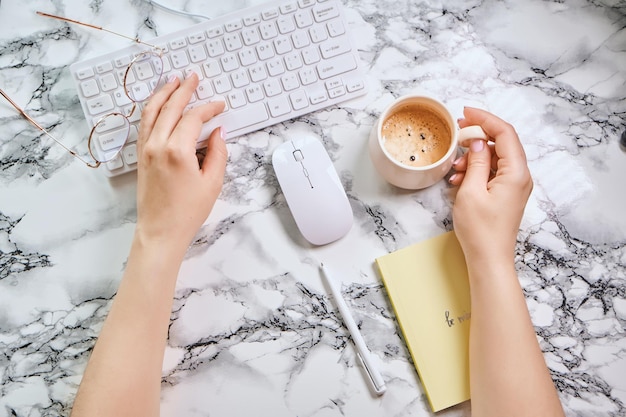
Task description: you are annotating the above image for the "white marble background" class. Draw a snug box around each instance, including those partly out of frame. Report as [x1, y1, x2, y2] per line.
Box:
[0, 0, 625, 416]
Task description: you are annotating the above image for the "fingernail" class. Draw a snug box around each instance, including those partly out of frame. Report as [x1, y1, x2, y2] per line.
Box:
[470, 139, 485, 152]
[457, 117, 465, 125]
[452, 157, 462, 167]
[220, 127, 226, 141]
[449, 174, 458, 183]
[167, 74, 178, 83]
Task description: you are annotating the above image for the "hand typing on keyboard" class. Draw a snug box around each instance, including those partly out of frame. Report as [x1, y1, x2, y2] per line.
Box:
[135, 73, 227, 248]
[71, 0, 367, 177]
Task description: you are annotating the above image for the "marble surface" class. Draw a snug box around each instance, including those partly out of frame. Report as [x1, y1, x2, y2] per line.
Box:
[1, 0, 625, 416]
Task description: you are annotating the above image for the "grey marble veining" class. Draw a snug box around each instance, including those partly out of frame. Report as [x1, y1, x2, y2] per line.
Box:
[0, 0, 625, 416]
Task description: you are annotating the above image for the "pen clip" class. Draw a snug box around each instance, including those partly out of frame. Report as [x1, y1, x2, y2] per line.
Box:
[357, 352, 387, 395]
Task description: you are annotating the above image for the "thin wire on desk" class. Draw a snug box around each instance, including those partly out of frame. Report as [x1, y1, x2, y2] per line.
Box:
[145, 0, 211, 20]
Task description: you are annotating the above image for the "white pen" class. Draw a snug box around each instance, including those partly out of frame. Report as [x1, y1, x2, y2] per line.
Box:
[320, 263, 387, 395]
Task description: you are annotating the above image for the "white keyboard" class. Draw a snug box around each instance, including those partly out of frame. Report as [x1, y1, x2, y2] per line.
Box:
[70, 0, 367, 177]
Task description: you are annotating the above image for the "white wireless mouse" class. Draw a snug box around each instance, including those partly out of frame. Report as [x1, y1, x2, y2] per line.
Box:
[272, 135, 353, 245]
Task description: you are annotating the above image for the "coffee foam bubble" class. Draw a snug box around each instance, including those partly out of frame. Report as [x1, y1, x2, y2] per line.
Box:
[381, 105, 451, 167]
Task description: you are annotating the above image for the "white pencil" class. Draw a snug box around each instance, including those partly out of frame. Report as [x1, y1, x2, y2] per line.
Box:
[320, 263, 387, 395]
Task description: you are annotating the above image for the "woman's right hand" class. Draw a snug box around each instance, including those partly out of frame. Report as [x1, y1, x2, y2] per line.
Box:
[449, 107, 533, 265]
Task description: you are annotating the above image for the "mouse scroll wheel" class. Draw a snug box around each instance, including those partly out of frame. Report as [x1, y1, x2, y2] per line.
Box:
[293, 150, 304, 161]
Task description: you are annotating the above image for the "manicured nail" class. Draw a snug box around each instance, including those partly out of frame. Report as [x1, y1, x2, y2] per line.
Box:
[470, 139, 485, 152]
[449, 174, 458, 183]
[452, 157, 462, 167]
[167, 74, 178, 83]
[220, 127, 226, 141]
[457, 117, 465, 125]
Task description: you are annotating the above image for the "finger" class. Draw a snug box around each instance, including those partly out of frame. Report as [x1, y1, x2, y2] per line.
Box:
[172, 99, 226, 150]
[452, 152, 468, 172]
[200, 127, 228, 191]
[448, 171, 465, 186]
[150, 73, 200, 144]
[461, 139, 492, 190]
[138, 75, 180, 149]
[462, 107, 527, 166]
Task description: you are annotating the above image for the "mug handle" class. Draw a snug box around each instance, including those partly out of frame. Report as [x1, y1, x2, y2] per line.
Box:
[458, 125, 488, 147]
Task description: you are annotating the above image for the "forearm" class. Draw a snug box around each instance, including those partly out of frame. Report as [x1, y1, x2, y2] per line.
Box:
[71, 234, 186, 417]
[467, 258, 564, 417]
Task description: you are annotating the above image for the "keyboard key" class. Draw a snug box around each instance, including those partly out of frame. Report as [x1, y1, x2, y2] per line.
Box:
[346, 78, 365, 92]
[320, 36, 351, 59]
[185, 65, 203, 80]
[87, 95, 114, 115]
[196, 80, 214, 100]
[327, 18, 345, 37]
[256, 43, 275, 60]
[244, 14, 261, 26]
[245, 85, 264, 103]
[263, 78, 282, 97]
[224, 33, 243, 51]
[309, 25, 328, 43]
[99, 73, 118, 92]
[207, 39, 225, 57]
[248, 63, 268, 82]
[267, 58, 285, 76]
[220, 102, 269, 134]
[295, 9, 314, 28]
[127, 126, 139, 143]
[299, 67, 317, 85]
[242, 28, 261, 46]
[122, 143, 138, 165]
[105, 153, 124, 171]
[225, 20, 243, 32]
[114, 56, 132, 68]
[238, 49, 257, 66]
[302, 46, 321, 64]
[170, 38, 187, 50]
[277, 16, 296, 34]
[262, 8, 279, 20]
[298, 0, 316, 7]
[207, 27, 224, 38]
[291, 31, 310, 49]
[81, 79, 100, 98]
[313, 3, 339, 22]
[203, 61, 221, 78]
[113, 89, 132, 107]
[231, 69, 250, 88]
[284, 52, 303, 70]
[171, 51, 190, 69]
[189, 45, 208, 63]
[280, 3, 298, 14]
[274, 37, 292, 54]
[328, 85, 346, 98]
[260, 22, 278, 40]
[316, 54, 357, 79]
[309, 90, 328, 105]
[290, 89, 308, 110]
[76, 68, 95, 80]
[188, 32, 206, 44]
[98, 127, 128, 151]
[221, 55, 239, 72]
[268, 95, 291, 117]
[227, 90, 247, 108]
[281, 73, 299, 91]
[96, 61, 113, 74]
[214, 76, 232, 94]
[133, 61, 155, 80]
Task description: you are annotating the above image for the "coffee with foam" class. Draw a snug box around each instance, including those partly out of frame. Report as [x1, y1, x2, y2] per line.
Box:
[381, 105, 451, 167]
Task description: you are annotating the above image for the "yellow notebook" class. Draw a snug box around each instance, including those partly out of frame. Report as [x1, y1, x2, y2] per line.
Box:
[375, 231, 471, 412]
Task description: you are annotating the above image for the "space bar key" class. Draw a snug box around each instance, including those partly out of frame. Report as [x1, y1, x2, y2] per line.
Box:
[197, 102, 270, 143]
